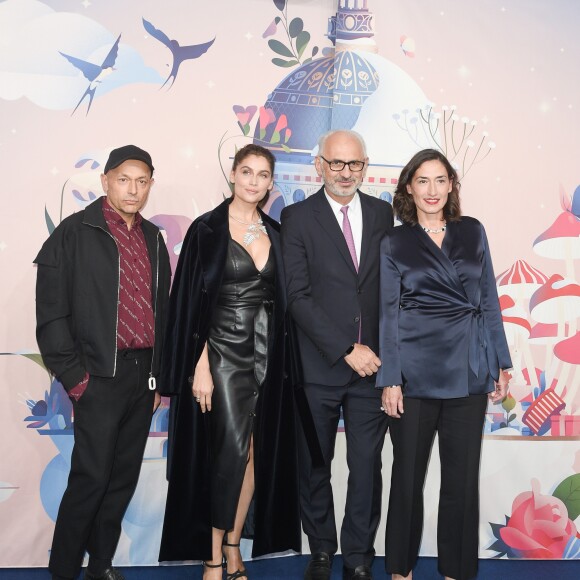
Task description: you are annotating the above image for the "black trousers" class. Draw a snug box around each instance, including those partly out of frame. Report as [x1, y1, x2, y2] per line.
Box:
[48, 349, 155, 579]
[385, 394, 488, 580]
[298, 375, 389, 569]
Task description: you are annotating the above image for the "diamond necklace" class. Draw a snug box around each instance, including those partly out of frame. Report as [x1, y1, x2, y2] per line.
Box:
[421, 222, 446, 234]
[229, 212, 268, 246]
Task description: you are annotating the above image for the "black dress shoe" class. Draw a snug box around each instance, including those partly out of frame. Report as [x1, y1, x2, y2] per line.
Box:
[343, 564, 373, 580]
[305, 552, 332, 580]
[84, 567, 125, 580]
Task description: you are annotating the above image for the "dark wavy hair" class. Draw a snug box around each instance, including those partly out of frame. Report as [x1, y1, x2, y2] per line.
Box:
[393, 149, 461, 225]
[231, 144, 276, 175]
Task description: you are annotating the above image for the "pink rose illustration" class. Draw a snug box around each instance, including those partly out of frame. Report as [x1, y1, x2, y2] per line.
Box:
[258, 106, 277, 140]
[271, 114, 288, 144]
[499, 479, 577, 558]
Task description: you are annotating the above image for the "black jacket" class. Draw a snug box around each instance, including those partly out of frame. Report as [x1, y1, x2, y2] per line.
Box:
[34, 197, 171, 391]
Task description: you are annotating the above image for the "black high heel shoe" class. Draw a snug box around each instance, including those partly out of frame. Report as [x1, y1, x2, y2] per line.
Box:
[222, 535, 248, 580]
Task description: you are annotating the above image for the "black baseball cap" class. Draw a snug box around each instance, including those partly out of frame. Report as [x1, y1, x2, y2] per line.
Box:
[104, 145, 155, 175]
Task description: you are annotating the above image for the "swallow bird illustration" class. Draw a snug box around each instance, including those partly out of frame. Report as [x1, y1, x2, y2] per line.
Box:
[142, 18, 215, 89]
[59, 34, 121, 116]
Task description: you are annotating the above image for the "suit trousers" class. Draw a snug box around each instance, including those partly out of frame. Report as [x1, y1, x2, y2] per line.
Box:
[298, 375, 388, 569]
[48, 349, 155, 579]
[385, 394, 488, 580]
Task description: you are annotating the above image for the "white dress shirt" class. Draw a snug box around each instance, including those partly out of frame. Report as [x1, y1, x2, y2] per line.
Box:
[325, 191, 363, 264]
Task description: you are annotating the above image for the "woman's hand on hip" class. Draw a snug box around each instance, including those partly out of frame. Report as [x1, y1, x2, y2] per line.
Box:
[382, 386, 404, 418]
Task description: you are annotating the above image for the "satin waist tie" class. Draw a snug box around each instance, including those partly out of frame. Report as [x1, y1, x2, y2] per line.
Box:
[469, 308, 485, 378]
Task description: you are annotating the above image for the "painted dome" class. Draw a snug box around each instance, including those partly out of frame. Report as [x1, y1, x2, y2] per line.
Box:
[255, 49, 379, 161]
[256, 0, 434, 220]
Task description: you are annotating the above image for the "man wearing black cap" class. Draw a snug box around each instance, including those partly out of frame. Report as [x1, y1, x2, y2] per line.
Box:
[35, 145, 171, 580]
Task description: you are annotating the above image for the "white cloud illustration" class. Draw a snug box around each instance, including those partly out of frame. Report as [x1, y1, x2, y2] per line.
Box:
[0, 0, 162, 110]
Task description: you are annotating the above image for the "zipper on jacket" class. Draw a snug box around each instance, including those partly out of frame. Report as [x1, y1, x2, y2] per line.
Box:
[148, 232, 160, 390]
[86, 223, 120, 377]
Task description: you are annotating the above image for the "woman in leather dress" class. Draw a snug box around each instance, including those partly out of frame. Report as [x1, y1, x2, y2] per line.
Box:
[158, 145, 301, 579]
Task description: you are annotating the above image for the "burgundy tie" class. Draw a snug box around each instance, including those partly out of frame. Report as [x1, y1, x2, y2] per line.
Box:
[340, 205, 358, 271]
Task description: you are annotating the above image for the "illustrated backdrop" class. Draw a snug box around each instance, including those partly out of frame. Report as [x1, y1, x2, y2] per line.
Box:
[1, 0, 579, 568]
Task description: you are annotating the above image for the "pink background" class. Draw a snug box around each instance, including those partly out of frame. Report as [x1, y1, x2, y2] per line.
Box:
[1, 0, 578, 567]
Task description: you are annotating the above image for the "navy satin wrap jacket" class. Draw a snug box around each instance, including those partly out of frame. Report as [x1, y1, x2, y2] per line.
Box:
[377, 217, 512, 398]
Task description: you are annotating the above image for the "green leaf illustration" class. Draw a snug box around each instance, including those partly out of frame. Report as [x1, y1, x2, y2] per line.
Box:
[281, 144, 292, 153]
[296, 30, 311, 58]
[0, 352, 48, 372]
[268, 39, 294, 58]
[289, 17, 304, 38]
[236, 121, 251, 136]
[20, 353, 48, 370]
[272, 58, 299, 68]
[552, 474, 580, 521]
[312, 46, 319, 57]
[273, 0, 286, 11]
[45, 206, 55, 235]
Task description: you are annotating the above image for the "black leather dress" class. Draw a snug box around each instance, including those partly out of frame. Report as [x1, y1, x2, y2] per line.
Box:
[207, 237, 275, 530]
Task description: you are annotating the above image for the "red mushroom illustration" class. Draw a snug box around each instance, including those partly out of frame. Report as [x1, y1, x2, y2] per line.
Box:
[533, 211, 580, 281]
[500, 294, 536, 389]
[553, 331, 580, 415]
[521, 276, 580, 435]
[530, 274, 580, 340]
[529, 322, 566, 390]
[496, 260, 549, 390]
[496, 259, 549, 302]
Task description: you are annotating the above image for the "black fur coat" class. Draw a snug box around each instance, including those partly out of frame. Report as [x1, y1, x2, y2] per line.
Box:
[158, 198, 302, 561]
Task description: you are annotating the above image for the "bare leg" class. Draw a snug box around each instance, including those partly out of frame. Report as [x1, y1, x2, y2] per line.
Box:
[203, 527, 225, 580]
[392, 574, 412, 580]
[222, 435, 255, 579]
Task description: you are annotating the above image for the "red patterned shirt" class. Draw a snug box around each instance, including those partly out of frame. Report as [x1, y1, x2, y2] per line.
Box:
[102, 197, 155, 349]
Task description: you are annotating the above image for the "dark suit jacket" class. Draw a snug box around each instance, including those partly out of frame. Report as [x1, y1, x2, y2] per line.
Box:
[280, 188, 393, 386]
[376, 217, 512, 398]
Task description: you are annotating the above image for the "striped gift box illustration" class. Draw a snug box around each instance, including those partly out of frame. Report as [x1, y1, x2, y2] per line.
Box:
[522, 388, 566, 435]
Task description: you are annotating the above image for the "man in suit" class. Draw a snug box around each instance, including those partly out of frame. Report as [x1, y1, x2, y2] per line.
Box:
[35, 145, 171, 580]
[280, 130, 393, 580]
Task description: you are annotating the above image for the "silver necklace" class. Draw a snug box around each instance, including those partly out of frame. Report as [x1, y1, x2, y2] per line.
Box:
[229, 213, 268, 246]
[422, 222, 446, 234]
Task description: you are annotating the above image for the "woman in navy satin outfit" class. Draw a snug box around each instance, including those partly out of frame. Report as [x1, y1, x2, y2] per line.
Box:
[377, 149, 512, 580]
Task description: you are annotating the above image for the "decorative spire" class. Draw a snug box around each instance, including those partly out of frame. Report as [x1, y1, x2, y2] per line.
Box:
[336, 0, 374, 42]
[327, 0, 376, 52]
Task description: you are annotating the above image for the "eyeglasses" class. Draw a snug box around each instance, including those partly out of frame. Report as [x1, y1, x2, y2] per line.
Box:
[320, 156, 366, 172]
